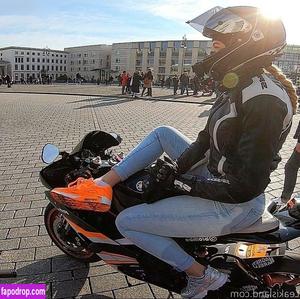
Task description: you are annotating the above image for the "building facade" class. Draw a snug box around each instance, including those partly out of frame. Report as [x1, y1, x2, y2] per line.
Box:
[111, 40, 211, 80]
[0, 46, 68, 82]
[275, 44, 300, 86]
[65, 44, 112, 81]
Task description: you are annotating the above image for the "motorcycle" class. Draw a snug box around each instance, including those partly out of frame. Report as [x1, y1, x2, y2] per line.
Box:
[40, 130, 300, 298]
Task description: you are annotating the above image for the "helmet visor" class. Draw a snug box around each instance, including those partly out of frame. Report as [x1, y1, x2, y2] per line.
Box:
[187, 6, 253, 37]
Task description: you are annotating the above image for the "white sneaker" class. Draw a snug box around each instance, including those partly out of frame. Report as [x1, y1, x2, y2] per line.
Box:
[181, 266, 228, 299]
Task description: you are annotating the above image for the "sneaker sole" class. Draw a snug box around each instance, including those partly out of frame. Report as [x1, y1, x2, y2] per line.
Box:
[192, 273, 228, 299]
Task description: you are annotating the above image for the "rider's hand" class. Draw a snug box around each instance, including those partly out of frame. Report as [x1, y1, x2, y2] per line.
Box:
[155, 158, 178, 185]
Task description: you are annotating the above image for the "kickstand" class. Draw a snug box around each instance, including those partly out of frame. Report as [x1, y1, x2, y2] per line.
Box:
[167, 291, 173, 299]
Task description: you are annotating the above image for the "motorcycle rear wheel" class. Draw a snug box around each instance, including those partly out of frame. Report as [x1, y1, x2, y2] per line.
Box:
[44, 203, 101, 263]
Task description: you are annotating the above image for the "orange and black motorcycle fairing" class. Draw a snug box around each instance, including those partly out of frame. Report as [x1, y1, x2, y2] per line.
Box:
[40, 130, 300, 298]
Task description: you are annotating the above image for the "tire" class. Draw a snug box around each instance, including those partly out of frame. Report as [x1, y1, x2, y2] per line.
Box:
[44, 203, 101, 263]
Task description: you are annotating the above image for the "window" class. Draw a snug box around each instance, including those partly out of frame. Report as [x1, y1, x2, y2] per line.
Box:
[60, 54, 62, 57]
[15, 51, 18, 54]
[161, 41, 168, 50]
[84, 53, 88, 57]
[15, 65, 18, 70]
[21, 57, 24, 63]
[60, 60, 62, 63]
[56, 66, 58, 71]
[52, 54, 54, 57]
[26, 57, 29, 62]
[42, 58, 45, 63]
[47, 66, 49, 71]
[32, 65, 35, 70]
[21, 51, 24, 55]
[38, 53, 40, 56]
[64, 66, 66, 71]
[56, 54, 58, 57]
[37, 58, 39, 62]
[32, 58, 35, 62]
[60, 66, 62, 71]
[15, 58, 18, 63]
[56, 59, 58, 63]
[26, 65, 29, 70]
[116, 58, 120, 63]
[64, 55, 67, 58]
[150, 42, 156, 50]
[52, 59, 54, 63]
[21, 64, 24, 70]
[37, 65, 39, 70]
[174, 41, 181, 49]
[138, 42, 144, 49]
[32, 52, 35, 55]
[64, 60, 66, 64]
[27, 52, 29, 55]
[51, 66, 54, 71]
[47, 59, 49, 63]
[187, 41, 194, 48]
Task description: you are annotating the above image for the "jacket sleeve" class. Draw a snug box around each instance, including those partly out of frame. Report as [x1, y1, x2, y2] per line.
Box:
[176, 124, 210, 174]
[175, 95, 287, 203]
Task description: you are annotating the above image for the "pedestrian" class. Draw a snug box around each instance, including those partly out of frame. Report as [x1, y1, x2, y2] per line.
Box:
[6, 74, 11, 88]
[121, 71, 128, 95]
[126, 74, 132, 94]
[172, 75, 179, 95]
[180, 72, 189, 96]
[160, 77, 165, 88]
[165, 76, 171, 89]
[131, 71, 142, 98]
[277, 121, 300, 204]
[141, 69, 153, 97]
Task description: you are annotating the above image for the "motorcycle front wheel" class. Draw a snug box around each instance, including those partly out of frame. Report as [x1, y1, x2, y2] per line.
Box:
[44, 203, 101, 263]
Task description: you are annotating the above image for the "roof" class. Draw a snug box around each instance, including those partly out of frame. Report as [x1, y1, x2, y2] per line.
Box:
[0, 46, 68, 53]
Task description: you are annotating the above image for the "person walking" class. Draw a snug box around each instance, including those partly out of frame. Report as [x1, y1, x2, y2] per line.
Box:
[6, 74, 11, 88]
[121, 71, 128, 95]
[180, 72, 189, 96]
[131, 71, 143, 98]
[141, 69, 153, 97]
[172, 75, 179, 96]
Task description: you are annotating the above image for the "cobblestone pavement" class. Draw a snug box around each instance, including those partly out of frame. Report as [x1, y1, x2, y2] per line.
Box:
[0, 84, 215, 105]
[0, 92, 299, 298]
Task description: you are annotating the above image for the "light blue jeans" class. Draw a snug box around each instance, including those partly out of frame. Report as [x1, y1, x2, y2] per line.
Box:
[114, 126, 265, 271]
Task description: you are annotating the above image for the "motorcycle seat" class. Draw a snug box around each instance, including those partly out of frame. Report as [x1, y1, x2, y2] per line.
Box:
[235, 208, 279, 234]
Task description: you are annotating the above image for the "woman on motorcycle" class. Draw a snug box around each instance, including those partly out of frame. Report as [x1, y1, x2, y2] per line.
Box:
[67, 6, 298, 298]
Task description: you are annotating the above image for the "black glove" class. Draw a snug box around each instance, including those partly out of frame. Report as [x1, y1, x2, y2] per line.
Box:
[154, 157, 178, 186]
[142, 157, 178, 204]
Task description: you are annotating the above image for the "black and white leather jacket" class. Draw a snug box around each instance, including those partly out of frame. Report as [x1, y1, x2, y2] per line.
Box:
[176, 73, 293, 203]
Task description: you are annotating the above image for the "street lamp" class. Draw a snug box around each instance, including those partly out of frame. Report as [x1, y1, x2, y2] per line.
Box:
[180, 34, 187, 74]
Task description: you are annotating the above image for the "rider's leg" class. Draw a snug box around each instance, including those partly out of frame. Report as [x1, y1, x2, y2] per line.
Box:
[116, 193, 264, 295]
[98, 126, 192, 186]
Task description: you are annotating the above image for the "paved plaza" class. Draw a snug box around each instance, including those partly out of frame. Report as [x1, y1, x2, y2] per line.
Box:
[0, 86, 300, 298]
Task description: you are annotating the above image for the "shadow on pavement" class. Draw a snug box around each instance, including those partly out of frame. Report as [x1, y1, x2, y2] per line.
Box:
[0, 254, 94, 298]
[74, 97, 134, 109]
[198, 109, 211, 118]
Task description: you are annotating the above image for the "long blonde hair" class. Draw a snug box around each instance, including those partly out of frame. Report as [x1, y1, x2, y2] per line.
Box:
[265, 64, 298, 114]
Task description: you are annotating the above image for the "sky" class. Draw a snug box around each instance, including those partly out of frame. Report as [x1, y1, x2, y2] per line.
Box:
[1, 0, 299, 50]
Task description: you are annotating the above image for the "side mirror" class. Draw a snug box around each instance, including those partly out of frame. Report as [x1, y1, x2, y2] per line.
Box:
[41, 144, 60, 164]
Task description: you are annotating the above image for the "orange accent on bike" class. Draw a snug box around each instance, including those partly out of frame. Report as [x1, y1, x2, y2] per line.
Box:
[50, 177, 112, 212]
[99, 251, 139, 265]
[66, 218, 109, 240]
